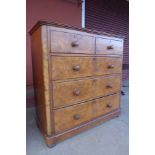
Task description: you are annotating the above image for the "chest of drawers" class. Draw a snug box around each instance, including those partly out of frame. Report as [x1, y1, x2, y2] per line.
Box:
[30, 21, 124, 147]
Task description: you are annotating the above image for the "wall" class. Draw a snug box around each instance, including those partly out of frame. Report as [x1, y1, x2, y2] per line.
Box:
[26, 0, 81, 106]
[85, 0, 129, 80]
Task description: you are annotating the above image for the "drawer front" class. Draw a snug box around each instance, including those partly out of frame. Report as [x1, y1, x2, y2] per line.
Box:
[91, 93, 120, 118]
[51, 56, 94, 80]
[54, 93, 120, 133]
[50, 31, 95, 54]
[95, 76, 121, 97]
[51, 56, 122, 80]
[96, 38, 123, 55]
[53, 79, 94, 108]
[95, 57, 122, 75]
[53, 75, 121, 108]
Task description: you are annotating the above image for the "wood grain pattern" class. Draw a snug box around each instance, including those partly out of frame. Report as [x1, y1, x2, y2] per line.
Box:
[44, 109, 120, 147]
[53, 77, 93, 108]
[52, 75, 121, 108]
[96, 37, 123, 55]
[50, 56, 122, 80]
[42, 26, 52, 136]
[95, 57, 122, 75]
[30, 22, 124, 147]
[50, 53, 122, 57]
[94, 75, 121, 98]
[50, 30, 95, 54]
[31, 27, 47, 134]
[31, 26, 52, 136]
[54, 93, 120, 133]
[51, 56, 94, 80]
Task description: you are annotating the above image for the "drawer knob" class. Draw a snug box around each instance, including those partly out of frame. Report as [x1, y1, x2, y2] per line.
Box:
[73, 89, 80, 96]
[107, 45, 114, 50]
[108, 64, 114, 69]
[73, 114, 81, 120]
[72, 65, 80, 71]
[71, 41, 79, 47]
[106, 103, 112, 108]
[106, 84, 113, 88]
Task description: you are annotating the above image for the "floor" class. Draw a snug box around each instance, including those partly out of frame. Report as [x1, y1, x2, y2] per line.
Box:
[26, 86, 129, 155]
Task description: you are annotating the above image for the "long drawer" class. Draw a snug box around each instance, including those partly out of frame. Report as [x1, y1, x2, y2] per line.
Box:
[54, 93, 120, 133]
[52, 75, 121, 108]
[50, 56, 122, 80]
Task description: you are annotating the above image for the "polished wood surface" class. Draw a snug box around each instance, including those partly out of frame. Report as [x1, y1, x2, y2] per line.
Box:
[50, 30, 95, 54]
[45, 109, 120, 147]
[96, 37, 123, 55]
[94, 75, 121, 98]
[95, 57, 122, 75]
[54, 93, 120, 133]
[52, 75, 121, 108]
[53, 77, 94, 108]
[51, 56, 94, 80]
[30, 22, 123, 147]
[51, 56, 122, 80]
[31, 26, 52, 136]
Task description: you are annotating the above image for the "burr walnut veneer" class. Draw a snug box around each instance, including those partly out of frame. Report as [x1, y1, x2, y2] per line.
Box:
[30, 21, 124, 147]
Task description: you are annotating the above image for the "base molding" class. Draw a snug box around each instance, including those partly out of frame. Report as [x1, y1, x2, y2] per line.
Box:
[42, 109, 120, 147]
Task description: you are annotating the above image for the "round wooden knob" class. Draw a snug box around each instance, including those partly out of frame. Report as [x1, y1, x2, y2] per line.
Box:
[108, 64, 114, 69]
[73, 89, 80, 96]
[73, 114, 80, 120]
[71, 41, 79, 47]
[106, 84, 113, 88]
[106, 103, 112, 108]
[107, 45, 114, 50]
[72, 65, 80, 71]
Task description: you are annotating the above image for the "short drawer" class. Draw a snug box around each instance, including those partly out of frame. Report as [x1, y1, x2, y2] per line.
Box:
[50, 56, 122, 80]
[95, 75, 121, 97]
[51, 56, 94, 80]
[95, 57, 122, 75]
[54, 93, 120, 133]
[50, 31, 95, 54]
[96, 37, 123, 55]
[52, 75, 121, 108]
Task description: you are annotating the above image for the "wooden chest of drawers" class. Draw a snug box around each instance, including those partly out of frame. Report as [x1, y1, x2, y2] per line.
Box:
[30, 21, 124, 147]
